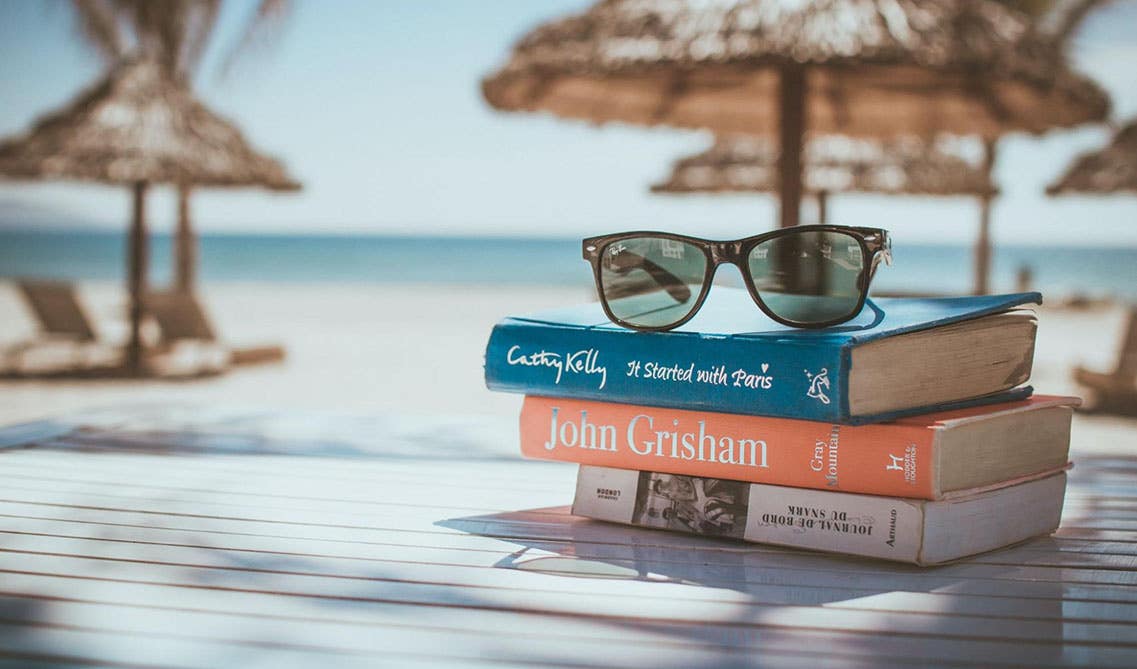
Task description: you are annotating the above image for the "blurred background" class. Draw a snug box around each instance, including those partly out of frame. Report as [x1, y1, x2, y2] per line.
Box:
[0, 0, 1135, 429]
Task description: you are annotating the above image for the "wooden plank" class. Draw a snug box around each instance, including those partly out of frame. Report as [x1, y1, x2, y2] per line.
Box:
[2, 528, 1137, 624]
[0, 482, 1132, 571]
[0, 450, 561, 495]
[1057, 528, 1137, 544]
[3, 489, 1137, 590]
[0, 477, 1132, 564]
[0, 452, 570, 496]
[0, 473, 567, 517]
[3, 450, 1135, 543]
[0, 452, 1123, 530]
[6, 511, 1137, 607]
[15, 448, 1134, 511]
[3, 547, 1137, 646]
[3, 449, 1134, 514]
[5, 413, 1137, 669]
[2, 457, 1136, 564]
[5, 491, 1137, 589]
[2, 573, 1136, 669]
[3, 619, 778, 669]
[5, 457, 1137, 521]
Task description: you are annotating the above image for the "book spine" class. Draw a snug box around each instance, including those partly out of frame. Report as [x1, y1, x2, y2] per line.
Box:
[524, 396, 938, 498]
[573, 465, 927, 564]
[485, 320, 847, 421]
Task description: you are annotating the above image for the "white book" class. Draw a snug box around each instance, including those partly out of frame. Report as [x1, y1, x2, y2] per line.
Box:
[573, 465, 1067, 565]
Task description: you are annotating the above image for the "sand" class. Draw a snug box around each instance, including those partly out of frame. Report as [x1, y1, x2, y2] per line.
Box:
[0, 280, 1134, 456]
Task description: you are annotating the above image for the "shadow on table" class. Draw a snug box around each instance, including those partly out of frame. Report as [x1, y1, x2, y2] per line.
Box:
[0, 596, 63, 665]
[438, 505, 1076, 666]
[438, 506, 1062, 602]
[431, 454, 1137, 665]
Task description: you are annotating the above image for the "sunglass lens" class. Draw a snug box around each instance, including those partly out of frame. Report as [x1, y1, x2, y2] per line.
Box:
[599, 237, 708, 329]
[747, 230, 866, 325]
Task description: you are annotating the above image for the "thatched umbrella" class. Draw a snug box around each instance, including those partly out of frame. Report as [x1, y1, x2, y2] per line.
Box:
[482, 0, 1109, 292]
[1047, 119, 1137, 196]
[652, 135, 997, 224]
[0, 58, 300, 374]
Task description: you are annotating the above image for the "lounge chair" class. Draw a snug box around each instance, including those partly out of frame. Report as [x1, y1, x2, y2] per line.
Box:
[146, 291, 286, 369]
[3, 280, 122, 375]
[1073, 306, 1137, 415]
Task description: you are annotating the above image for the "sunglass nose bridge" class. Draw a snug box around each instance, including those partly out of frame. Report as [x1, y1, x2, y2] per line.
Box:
[709, 240, 745, 265]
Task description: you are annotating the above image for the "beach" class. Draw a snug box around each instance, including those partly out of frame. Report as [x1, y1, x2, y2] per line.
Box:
[0, 281, 586, 424]
[1, 280, 1133, 456]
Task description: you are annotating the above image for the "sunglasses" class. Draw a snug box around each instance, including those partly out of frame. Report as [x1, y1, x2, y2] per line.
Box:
[582, 225, 892, 331]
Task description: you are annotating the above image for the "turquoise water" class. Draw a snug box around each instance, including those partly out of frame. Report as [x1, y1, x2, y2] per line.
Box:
[1, 229, 1135, 300]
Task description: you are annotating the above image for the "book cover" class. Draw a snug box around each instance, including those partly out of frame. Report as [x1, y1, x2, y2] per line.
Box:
[522, 395, 1075, 499]
[485, 288, 1040, 424]
[573, 465, 1067, 565]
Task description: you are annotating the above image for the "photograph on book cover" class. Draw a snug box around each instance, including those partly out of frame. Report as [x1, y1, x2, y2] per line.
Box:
[631, 472, 750, 539]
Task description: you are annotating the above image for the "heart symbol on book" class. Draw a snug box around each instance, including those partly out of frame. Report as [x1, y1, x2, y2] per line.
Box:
[761, 363, 769, 373]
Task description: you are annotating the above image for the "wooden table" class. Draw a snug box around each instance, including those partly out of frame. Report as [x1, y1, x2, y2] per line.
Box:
[0, 406, 1135, 668]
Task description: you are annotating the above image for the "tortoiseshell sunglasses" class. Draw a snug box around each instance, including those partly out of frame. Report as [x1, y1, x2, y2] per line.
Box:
[582, 225, 891, 331]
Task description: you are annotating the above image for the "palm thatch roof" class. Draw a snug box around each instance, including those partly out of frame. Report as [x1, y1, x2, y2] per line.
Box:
[483, 0, 1109, 138]
[1047, 119, 1137, 195]
[0, 58, 299, 190]
[653, 135, 998, 196]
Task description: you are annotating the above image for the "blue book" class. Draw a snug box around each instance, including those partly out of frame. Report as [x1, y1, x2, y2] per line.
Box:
[484, 288, 1040, 424]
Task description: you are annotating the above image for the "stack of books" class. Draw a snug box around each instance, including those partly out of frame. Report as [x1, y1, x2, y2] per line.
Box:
[484, 288, 1075, 565]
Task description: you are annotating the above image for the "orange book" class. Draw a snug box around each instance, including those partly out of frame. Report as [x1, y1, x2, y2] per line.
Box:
[520, 395, 1077, 500]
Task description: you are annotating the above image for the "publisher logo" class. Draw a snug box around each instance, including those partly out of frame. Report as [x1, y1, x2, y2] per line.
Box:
[885, 445, 918, 485]
[804, 368, 830, 405]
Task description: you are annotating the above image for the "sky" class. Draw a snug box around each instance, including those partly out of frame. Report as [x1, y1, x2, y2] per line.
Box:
[0, 0, 1135, 246]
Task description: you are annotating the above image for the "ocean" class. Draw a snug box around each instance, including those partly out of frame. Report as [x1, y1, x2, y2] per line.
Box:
[1, 229, 1135, 300]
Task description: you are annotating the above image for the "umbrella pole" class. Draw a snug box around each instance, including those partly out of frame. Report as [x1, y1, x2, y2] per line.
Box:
[974, 139, 997, 295]
[127, 181, 149, 375]
[816, 190, 828, 225]
[175, 185, 195, 294]
[778, 64, 806, 229]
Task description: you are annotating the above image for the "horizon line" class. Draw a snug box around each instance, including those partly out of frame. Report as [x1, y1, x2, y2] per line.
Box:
[4, 224, 1137, 250]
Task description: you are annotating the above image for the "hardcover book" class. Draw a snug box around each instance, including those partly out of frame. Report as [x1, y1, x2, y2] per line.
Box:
[522, 395, 1076, 499]
[485, 288, 1040, 424]
[573, 465, 1068, 565]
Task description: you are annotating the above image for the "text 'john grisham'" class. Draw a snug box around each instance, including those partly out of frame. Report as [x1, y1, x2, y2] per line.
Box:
[544, 406, 768, 468]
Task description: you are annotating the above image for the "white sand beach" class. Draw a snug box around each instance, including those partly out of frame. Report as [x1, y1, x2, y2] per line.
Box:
[0, 281, 587, 423]
[0, 280, 1134, 456]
